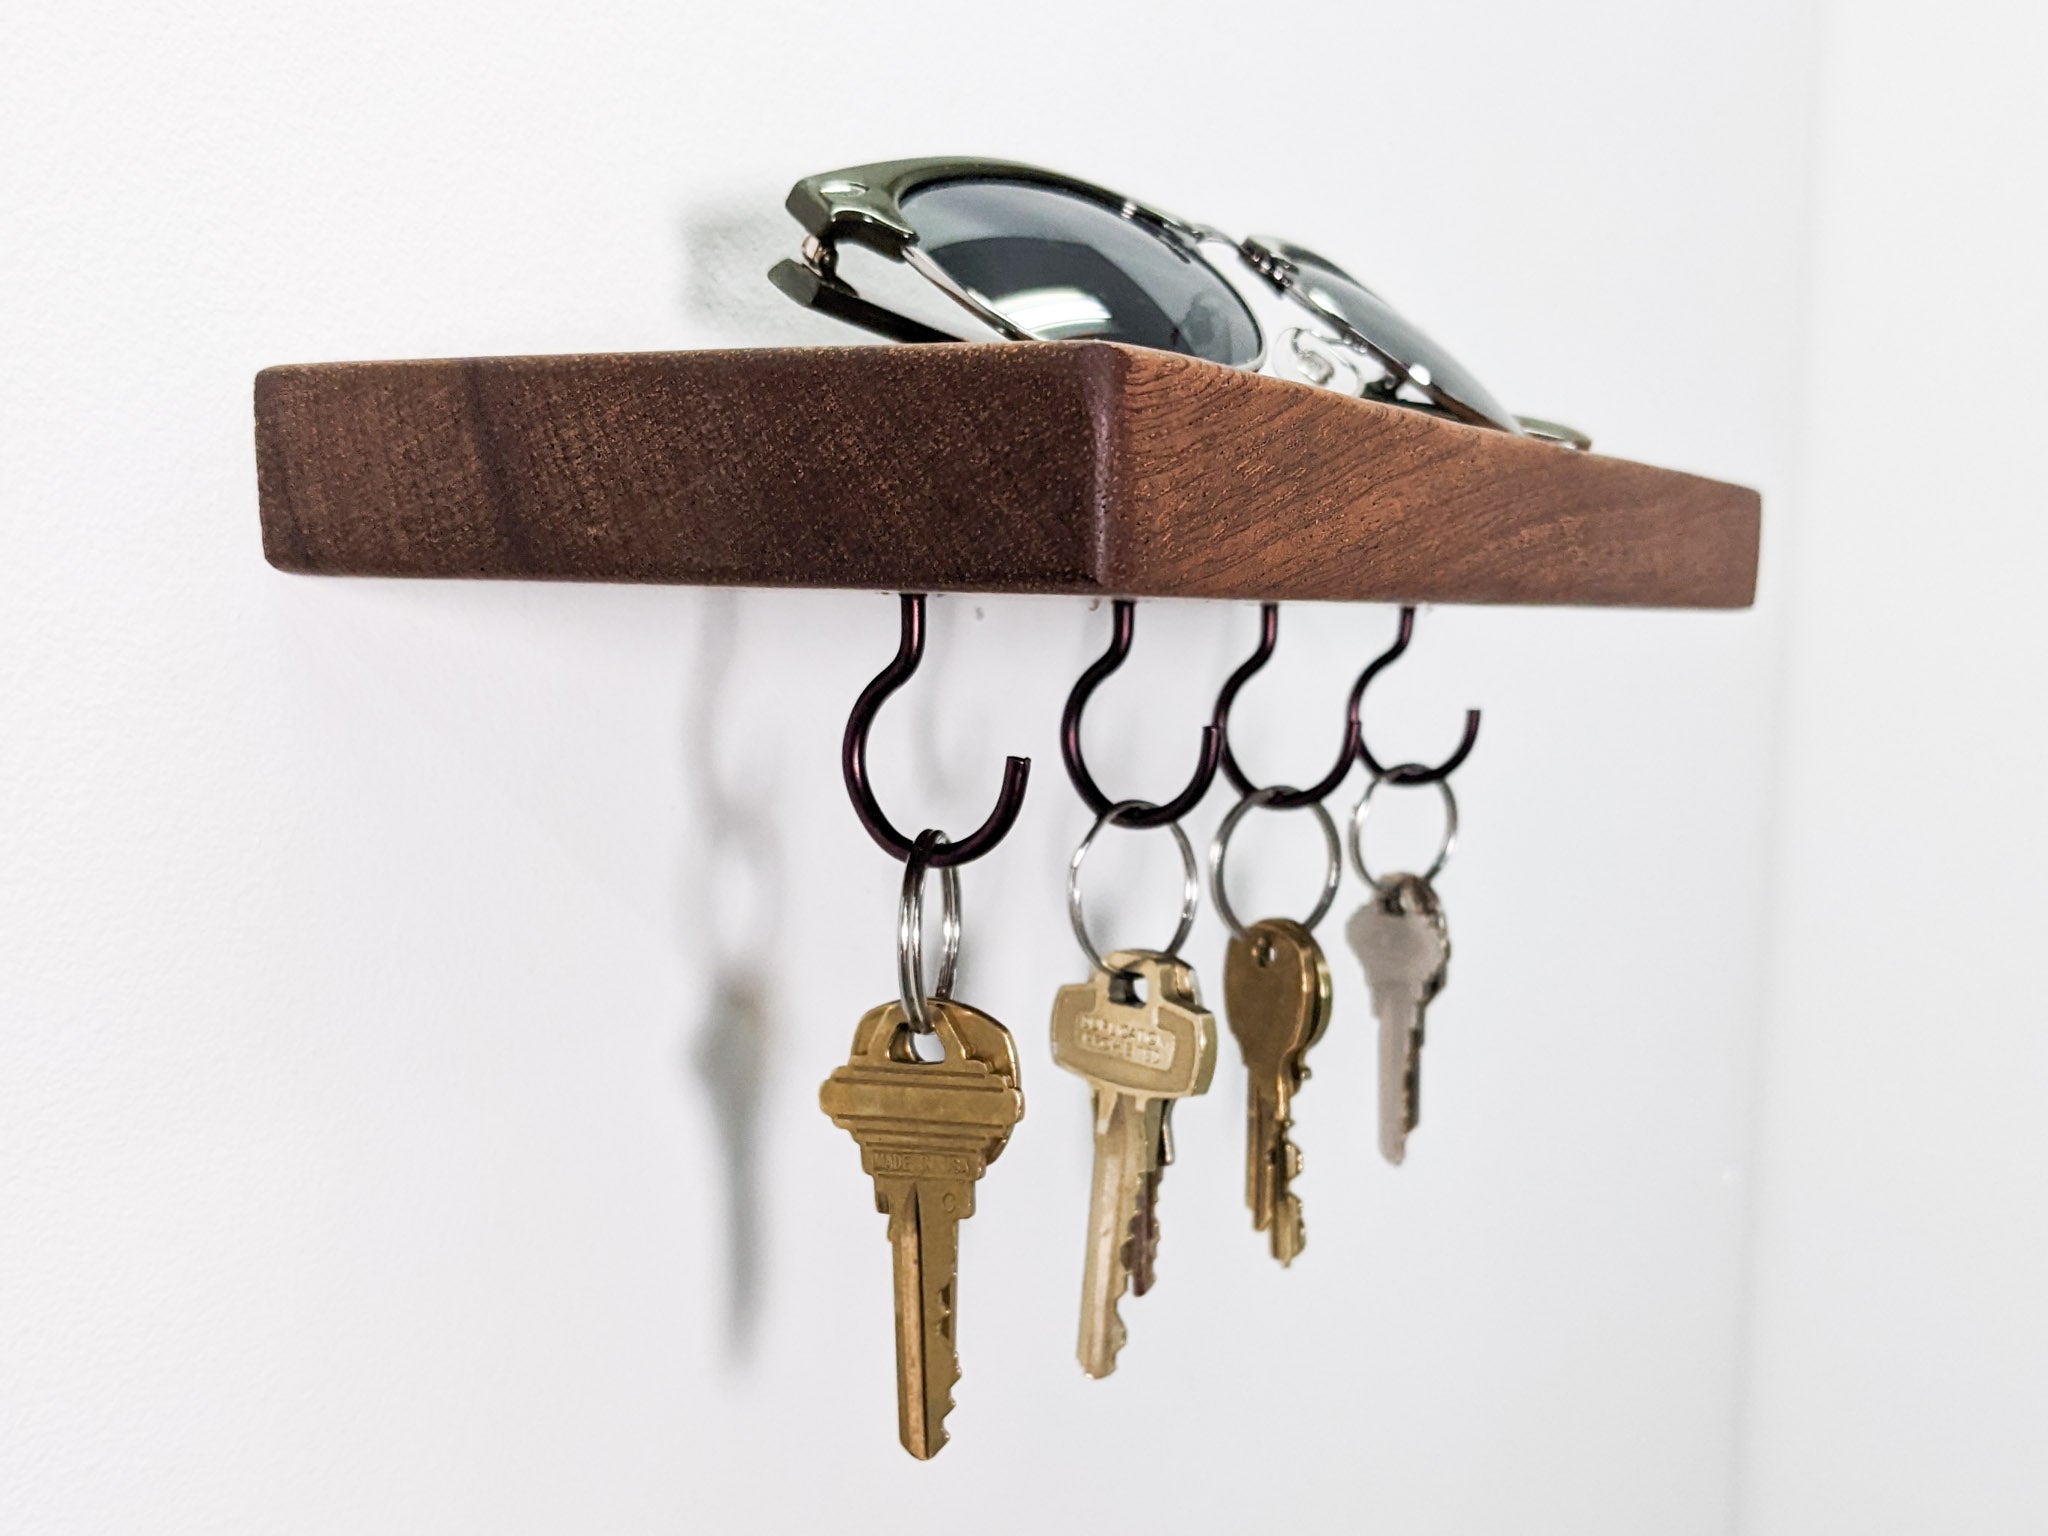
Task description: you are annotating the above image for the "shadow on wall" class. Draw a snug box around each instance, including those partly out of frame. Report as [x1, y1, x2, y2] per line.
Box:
[677, 196, 852, 348]
[673, 198, 809, 1362]
[680, 592, 786, 1361]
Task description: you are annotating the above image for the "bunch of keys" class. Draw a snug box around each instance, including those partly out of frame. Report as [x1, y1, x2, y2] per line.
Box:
[1209, 786, 1341, 1264]
[819, 831, 1024, 1460]
[1049, 802, 1217, 1378]
[1345, 771, 1456, 1165]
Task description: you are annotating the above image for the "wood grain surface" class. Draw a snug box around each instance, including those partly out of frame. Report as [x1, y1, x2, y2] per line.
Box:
[254, 342, 1759, 607]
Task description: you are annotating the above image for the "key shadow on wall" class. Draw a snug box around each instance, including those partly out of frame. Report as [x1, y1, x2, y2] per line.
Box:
[681, 592, 786, 1361]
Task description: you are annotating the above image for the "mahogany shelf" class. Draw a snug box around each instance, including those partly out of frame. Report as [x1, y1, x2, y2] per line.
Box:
[253, 341, 1759, 608]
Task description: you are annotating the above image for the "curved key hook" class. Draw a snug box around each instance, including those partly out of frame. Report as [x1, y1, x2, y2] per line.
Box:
[1211, 603, 1365, 808]
[843, 594, 1031, 868]
[1355, 606, 1481, 785]
[1061, 600, 1223, 829]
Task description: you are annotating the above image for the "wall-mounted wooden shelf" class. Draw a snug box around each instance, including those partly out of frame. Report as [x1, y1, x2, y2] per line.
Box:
[254, 342, 1758, 607]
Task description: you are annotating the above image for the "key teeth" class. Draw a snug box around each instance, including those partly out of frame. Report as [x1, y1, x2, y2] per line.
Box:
[940, 1278, 959, 1420]
[1271, 1195, 1305, 1266]
[1264, 1137, 1306, 1265]
[1082, 1302, 1128, 1379]
[1082, 1270, 1132, 1379]
[918, 1355, 958, 1459]
[1122, 1166, 1162, 1297]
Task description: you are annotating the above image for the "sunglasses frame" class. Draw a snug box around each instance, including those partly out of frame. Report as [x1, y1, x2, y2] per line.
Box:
[768, 156, 1537, 434]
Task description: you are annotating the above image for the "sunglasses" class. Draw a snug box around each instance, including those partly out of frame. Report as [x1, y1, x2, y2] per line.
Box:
[768, 157, 1582, 444]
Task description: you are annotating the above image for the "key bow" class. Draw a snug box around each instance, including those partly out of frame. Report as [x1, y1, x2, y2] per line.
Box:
[1049, 950, 1217, 1103]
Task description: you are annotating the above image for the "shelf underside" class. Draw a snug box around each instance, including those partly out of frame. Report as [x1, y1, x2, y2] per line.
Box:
[254, 341, 1759, 608]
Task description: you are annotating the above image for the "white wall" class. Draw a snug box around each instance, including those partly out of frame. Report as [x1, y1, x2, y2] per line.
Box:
[1735, 4, 2048, 1529]
[8, 2, 1981, 1531]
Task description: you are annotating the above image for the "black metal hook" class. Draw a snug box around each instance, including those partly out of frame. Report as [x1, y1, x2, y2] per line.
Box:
[1355, 606, 1481, 785]
[842, 594, 1030, 867]
[1061, 600, 1223, 829]
[1211, 603, 1365, 808]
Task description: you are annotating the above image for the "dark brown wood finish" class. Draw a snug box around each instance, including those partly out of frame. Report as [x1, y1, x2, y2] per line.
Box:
[255, 342, 1759, 607]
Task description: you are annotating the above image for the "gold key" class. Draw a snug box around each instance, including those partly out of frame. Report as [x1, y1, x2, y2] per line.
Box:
[1224, 917, 1333, 1264]
[1050, 950, 1216, 1378]
[819, 997, 1024, 1459]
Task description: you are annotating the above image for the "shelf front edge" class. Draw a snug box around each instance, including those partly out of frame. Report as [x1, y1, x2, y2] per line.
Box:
[255, 342, 1759, 608]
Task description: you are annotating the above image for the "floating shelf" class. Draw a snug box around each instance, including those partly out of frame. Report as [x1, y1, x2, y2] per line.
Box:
[253, 341, 1758, 608]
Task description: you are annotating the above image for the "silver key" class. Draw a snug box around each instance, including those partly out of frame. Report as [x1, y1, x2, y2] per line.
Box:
[1346, 873, 1449, 1165]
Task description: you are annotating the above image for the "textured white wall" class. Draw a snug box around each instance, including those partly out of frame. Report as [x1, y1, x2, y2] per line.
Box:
[1734, 4, 2048, 1529]
[5, 3, 1815, 1531]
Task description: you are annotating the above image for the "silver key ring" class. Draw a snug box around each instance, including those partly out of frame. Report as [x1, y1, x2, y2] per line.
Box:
[897, 828, 962, 1034]
[1348, 767, 1458, 894]
[1066, 799, 1199, 974]
[1208, 786, 1342, 939]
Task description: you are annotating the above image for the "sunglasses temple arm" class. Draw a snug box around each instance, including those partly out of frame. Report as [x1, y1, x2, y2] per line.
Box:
[766, 260, 963, 346]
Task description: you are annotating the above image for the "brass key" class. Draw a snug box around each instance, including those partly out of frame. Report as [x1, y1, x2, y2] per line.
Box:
[1224, 917, 1333, 1264]
[1347, 872, 1449, 1165]
[819, 997, 1024, 1459]
[1050, 950, 1216, 1378]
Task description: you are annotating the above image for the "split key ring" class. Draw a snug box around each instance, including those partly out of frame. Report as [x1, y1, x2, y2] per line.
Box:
[897, 828, 962, 1033]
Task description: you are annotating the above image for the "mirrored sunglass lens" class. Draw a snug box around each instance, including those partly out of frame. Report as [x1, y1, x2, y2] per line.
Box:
[900, 178, 1260, 367]
[1272, 244, 1517, 431]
